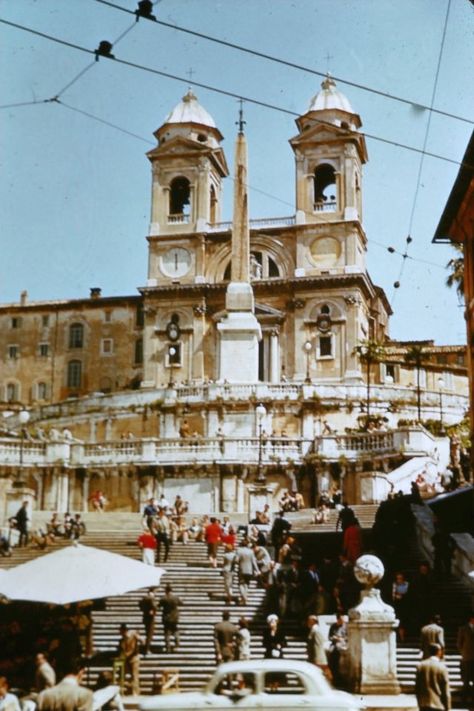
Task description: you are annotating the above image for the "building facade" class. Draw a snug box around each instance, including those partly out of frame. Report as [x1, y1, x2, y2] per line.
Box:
[0, 80, 469, 514]
[433, 131, 474, 472]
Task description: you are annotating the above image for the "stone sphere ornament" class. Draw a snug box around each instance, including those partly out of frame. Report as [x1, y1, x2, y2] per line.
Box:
[353, 554, 384, 588]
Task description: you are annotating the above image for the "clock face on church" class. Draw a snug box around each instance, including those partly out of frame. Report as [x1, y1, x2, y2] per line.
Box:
[160, 247, 192, 278]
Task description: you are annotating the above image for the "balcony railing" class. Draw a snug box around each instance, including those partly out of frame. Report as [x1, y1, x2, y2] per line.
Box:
[314, 201, 337, 212]
[167, 214, 190, 224]
[0, 428, 439, 468]
[207, 216, 296, 233]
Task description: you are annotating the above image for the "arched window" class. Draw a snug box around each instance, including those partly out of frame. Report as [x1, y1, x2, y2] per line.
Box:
[69, 323, 84, 349]
[6, 382, 18, 402]
[37, 382, 48, 400]
[320, 304, 330, 315]
[223, 251, 281, 281]
[314, 164, 337, 212]
[209, 185, 218, 223]
[67, 360, 82, 389]
[169, 177, 191, 216]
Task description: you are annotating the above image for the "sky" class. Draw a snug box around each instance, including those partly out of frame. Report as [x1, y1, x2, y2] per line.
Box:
[1, 0, 473, 345]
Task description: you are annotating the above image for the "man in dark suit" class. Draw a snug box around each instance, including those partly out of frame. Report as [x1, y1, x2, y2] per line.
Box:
[270, 512, 291, 558]
[139, 589, 157, 655]
[415, 643, 451, 711]
[214, 611, 238, 664]
[159, 584, 181, 653]
[234, 541, 258, 605]
[15, 501, 30, 547]
[37, 659, 93, 711]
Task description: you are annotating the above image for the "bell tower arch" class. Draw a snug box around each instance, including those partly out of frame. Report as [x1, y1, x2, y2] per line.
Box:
[147, 90, 229, 236]
[290, 76, 367, 224]
[290, 76, 369, 275]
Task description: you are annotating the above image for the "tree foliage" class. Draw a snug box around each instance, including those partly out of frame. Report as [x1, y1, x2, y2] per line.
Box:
[446, 243, 464, 300]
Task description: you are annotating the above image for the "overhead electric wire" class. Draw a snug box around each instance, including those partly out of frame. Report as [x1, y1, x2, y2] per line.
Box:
[391, 0, 452, 305]
[51, 19, 136, 100]
[370, 239, 446, 270]
[1, 17, 472, 173]
[58, 99, 154, 144]
[93, 0, 474, 126]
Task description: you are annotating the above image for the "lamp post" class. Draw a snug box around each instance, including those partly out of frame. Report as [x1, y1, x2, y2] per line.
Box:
[438, 377, 445, 433]
[304, 340, 313, 384]
[168, 346, 177, 387]
[16, 409, 30, 487]
[256, 402, 267, 483]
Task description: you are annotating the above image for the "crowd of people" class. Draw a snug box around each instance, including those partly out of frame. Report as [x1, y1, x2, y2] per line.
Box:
[1, 483, 472, 709]
[1, 504, 86, 558]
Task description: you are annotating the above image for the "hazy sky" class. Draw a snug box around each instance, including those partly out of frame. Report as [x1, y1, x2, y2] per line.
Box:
[1, 0, 473, 344]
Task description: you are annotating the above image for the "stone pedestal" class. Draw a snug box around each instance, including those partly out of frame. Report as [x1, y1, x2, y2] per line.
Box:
[346, 554, 401, 695]
[217, 283, 261, 383]
[5, 486, 36, 521]
[247, 481, 277, 516]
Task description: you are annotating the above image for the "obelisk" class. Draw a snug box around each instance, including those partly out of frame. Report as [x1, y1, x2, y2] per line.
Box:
[217, 105, 261, 382]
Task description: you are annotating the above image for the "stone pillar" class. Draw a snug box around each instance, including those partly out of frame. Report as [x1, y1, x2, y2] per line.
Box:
[345, 555, 400, 694]
[55, 470, 70, 513]
[269, 330, 280, 383]
[82, 472, 90, 512]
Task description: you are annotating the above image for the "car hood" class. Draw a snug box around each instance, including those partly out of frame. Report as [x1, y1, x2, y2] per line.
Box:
[140, 692, 205, 710]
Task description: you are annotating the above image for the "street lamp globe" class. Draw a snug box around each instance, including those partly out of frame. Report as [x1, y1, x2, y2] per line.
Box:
[303, 340, 312, 354]
[256, 403, 267, 422]
[18, 409, 30, 426]
[438, 377, 445, 389]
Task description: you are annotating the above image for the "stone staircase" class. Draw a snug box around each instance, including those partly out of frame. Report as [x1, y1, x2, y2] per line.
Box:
[0, 508, 469, 697]
[286, 504, 380, 532]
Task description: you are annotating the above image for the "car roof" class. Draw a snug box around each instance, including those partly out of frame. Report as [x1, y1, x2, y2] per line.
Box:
[214, 660, 325, 676]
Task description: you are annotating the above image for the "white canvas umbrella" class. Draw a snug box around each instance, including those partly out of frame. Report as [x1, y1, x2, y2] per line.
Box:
[0, 543, 165, 604]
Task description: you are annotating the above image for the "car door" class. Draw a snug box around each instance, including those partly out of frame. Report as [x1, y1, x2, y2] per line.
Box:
[259, 670, 315, 711]
[204, 672, 259, 711]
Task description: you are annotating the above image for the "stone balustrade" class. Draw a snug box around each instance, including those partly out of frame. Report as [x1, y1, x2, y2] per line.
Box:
[0, 428, 441, 469]
[17, 381, 466, 427]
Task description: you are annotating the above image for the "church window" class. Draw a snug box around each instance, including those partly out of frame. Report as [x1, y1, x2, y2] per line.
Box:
[166, 343, 182, 367]
[37, 382, 48, 400]
[69, 323, 84, 349]
[101, 338, 114, 355]
[314, 164, 337, 212]
[225, 251, 280, 280]
[197, 133, 207, 143]
[321, 304, 330, 315]
[210, 184, 218, 223]
[6, 382, 18, 402]
[8, 345, 19, 360]
[39, 343, 49, 357]
[317, 334, 334, 359]
[42, 315, 49, 327]
[169, 176, 191, 216]
[67, 360, 82, 389]
[134, 338, 143, 365]
[11, 317, 22, 329]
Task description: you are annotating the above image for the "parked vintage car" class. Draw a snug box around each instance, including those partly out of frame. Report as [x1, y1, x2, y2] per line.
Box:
[140, 659, 364, 711]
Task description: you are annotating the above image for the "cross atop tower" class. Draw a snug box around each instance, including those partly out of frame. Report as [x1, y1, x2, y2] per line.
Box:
[324, 51, 334, 73]
[236, 99, 246, 134]
[186, 67, 195, 86]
